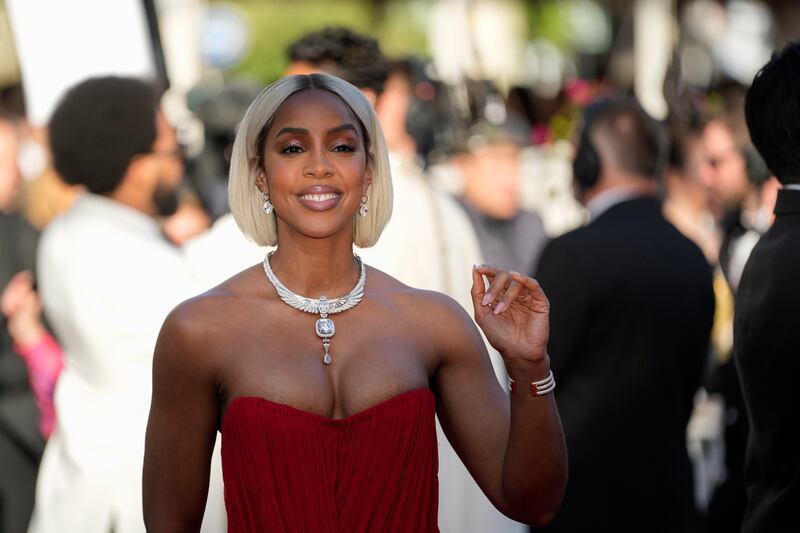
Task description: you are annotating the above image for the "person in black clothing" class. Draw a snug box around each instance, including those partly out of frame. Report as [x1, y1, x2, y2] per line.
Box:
[535, 98, 715, 532]
[734, 42, 800, 533]
[698, 85, 774, 292]
[0, 116, 43, 533]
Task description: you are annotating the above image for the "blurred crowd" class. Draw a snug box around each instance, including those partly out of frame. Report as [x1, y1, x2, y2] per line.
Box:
[1, 0, 799, 532]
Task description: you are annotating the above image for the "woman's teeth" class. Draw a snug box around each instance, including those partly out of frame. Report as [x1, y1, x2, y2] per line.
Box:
[300, 193, 338, 201]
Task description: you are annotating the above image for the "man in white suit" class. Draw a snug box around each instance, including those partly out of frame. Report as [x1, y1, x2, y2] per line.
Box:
[29, 77, 223, 533]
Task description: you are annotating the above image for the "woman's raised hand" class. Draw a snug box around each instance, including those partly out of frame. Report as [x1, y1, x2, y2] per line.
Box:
[471, 265, 550, 363]
[1, 271, 45, 346]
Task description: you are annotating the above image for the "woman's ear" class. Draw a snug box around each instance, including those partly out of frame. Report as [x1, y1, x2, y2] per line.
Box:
[255, 169, 268, 194]
[362, 170, 372, 194]
[363, 167, 373, 191]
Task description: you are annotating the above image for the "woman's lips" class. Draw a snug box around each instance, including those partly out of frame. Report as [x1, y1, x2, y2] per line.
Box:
[297, 191, 342, 211]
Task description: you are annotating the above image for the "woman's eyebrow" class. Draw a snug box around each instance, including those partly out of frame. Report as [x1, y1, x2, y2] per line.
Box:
[326, 124, 357, 135]
[275, 124, 357, 138]
[275, 127, 308, 138]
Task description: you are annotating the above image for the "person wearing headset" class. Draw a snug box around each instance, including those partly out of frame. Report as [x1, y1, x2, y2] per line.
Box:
[699, 110, 777, 293]
[533, 97, 716, 533]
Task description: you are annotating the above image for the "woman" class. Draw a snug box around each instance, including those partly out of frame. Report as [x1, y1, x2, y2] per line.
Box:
[143, 74, 566, 532]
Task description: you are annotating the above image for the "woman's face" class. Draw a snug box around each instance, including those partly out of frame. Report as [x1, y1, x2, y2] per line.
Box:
[259, 89, 371, 243]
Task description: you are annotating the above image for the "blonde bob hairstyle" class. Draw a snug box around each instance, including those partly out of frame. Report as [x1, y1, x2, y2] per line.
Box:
[228, 73, 393, 248]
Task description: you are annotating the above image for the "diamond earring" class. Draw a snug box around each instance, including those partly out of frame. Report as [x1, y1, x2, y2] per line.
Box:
[260, 191, 274, 215]
[358, 194, 369, 217]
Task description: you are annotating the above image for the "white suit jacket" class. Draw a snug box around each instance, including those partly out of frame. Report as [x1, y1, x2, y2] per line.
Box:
[29, 194, 224, 533]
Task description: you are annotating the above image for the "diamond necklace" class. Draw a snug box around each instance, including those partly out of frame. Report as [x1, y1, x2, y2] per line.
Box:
[262, 251, 366, 365]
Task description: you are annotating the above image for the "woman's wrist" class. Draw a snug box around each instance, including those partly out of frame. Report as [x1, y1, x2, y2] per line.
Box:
[504, 353, 551, 382]
[10, 321, 47, 349]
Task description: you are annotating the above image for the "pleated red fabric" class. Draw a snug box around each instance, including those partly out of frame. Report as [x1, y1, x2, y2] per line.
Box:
[221, 388, 439, 533]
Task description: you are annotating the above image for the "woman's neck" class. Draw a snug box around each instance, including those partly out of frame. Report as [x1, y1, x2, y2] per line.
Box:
[269, 230, 361, 298]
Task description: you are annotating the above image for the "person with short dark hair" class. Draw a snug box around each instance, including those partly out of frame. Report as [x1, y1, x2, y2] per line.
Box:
[734, 41, 800, 533]
[286, 27, 388, 98]
[698, 84, 776, 293]
[27, 76, 207, 533]
[49, 77, 181, 215]
[535, 97, 715, 532]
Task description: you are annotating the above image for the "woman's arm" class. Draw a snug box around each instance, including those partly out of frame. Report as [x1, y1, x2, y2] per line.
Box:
[143, 301, 220, 533]
[433, 265, 567, 527]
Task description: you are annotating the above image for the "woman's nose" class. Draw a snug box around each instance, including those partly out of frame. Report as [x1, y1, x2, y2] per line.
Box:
[303, 147, 335, 179]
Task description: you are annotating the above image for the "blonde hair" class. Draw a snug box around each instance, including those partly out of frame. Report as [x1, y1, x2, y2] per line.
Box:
[228, 74, 393, 247]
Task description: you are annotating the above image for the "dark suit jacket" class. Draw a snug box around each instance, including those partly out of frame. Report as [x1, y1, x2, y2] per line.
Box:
[734, 188, 800, 533]
[535, 196, 714, 532]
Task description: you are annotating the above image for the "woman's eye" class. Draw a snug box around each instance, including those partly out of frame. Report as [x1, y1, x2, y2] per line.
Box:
[332, 144, 355, 153]
[281, 144, 303, 154]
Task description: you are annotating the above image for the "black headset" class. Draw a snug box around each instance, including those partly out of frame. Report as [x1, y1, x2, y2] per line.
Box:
[573, 118, 602, 189]
[572, 99, 615, 190]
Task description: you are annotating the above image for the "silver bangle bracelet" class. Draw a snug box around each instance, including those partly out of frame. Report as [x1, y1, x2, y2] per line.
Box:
[508, 370, 556, 396]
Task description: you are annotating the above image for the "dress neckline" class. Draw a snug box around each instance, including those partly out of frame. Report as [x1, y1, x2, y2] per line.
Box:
[225, 388, 433, 427]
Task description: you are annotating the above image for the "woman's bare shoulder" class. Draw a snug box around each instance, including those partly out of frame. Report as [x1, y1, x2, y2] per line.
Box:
[159, 265, 268, 354]
[365, 266, 475, 331]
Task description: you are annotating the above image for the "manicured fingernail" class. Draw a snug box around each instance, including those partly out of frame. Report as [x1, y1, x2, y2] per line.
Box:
[493, 302, 506, 314]
[481, 294, 493, 306]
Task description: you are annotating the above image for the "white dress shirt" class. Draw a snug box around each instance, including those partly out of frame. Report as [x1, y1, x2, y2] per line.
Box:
[585, 185, 649, 221]
[28, 194, 211, 533]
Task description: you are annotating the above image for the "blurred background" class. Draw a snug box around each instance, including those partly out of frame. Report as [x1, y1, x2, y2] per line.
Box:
[1, 1, 799, 532]
[3, 0, 798, 237]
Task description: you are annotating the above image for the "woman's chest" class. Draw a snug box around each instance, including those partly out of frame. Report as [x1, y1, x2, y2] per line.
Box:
[214, 307, 439, 422]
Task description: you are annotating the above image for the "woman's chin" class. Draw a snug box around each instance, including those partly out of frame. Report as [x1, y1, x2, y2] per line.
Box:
[282, 222, 354, 242]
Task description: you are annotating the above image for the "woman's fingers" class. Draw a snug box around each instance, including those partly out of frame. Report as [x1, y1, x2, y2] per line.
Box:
[474, 266, 550, 315]
[474, 264, 499, 278]
[510, 272, 550, 312]
[470, 265, 486, 311]
[479, 267, 512, 308]
[492, 275, 523, 314]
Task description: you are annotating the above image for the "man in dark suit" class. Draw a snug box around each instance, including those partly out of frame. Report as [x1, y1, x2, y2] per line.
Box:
[734, 42, 800, 533]
[535, 99, 715, 532]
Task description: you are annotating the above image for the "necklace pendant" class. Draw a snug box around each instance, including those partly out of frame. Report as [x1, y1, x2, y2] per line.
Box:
[315, 317, 335, 338]
[262, 256, 367, 367]
[322, 338, 332, 365]
[316, 311, 335, 366]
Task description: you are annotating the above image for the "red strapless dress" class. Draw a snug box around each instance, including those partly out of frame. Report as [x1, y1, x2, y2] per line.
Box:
[221, 388, 439, 532]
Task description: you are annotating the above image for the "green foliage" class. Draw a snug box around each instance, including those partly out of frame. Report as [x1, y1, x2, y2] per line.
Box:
[376, 1, 429, 58]
[221, 0, 430, 84]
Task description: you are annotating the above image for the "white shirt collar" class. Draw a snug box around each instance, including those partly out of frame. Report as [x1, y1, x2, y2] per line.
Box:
[585, 185, 648, 221]
[783, 184, 800, 191]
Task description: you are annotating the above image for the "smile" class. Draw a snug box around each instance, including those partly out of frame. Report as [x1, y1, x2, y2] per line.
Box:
[296, 190, 342, 211]
[300, 193, 339, 202]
